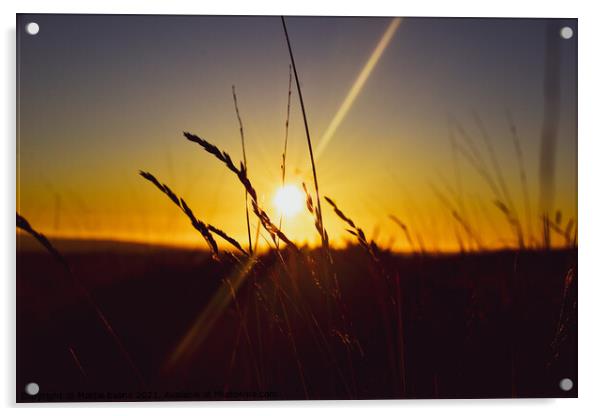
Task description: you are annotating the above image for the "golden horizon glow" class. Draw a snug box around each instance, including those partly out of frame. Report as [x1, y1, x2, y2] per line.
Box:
[16, 16, 577, 255]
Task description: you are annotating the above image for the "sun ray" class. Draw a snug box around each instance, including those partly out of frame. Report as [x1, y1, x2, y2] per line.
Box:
[315, 17, 403, 160]
[164, 255, 257, 371]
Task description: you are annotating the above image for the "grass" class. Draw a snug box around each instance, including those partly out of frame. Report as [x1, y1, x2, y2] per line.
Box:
[139, 170, 247, 257]
[120, 88, 574, 399]
[231, 85, 254, 255]
[18, 146, 578, 399]
[16, 213, 145, 387]
[16, 19, 577, 401]
[281, 16, 328, 252]
[182, 132, 298, 251]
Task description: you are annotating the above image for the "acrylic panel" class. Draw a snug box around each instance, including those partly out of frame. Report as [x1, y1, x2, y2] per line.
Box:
[16, 14, 577, 402]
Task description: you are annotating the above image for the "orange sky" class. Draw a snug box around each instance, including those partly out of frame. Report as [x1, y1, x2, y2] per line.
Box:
[17, 15, 577, 252]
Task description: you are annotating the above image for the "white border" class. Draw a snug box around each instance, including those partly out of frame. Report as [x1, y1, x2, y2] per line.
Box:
[3, 1, 601, 414]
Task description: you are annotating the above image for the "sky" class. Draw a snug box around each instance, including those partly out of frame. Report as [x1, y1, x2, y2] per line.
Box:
[17, 15, 577, 252]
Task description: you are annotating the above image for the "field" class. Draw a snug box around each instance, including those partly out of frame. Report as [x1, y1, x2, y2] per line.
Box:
[17, 236, 577, 401]
[16, 15, 578, 402]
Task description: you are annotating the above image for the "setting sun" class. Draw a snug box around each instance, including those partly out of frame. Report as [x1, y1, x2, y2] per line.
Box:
[273, 184, 304, 218]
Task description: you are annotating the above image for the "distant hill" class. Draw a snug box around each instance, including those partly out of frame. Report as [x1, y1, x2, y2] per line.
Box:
[16, 232, 202, 254]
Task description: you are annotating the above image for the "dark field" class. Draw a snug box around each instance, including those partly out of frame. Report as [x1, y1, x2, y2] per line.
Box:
[16, 236, 577, 401]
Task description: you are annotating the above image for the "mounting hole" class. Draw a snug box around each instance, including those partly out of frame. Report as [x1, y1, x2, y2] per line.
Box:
[560, 26, 573, 40]
[24, 382, 39, 396]
[559, 378, 573, 391]
[25, 22, 40, 35]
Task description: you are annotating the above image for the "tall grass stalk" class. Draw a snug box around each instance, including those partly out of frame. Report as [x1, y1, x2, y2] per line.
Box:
[281, 16, 327, 251]
[507, 109, 534, 246]
[429, 182, 484, 250]
[473, 113, 524, 247]
[276, 65, 294, 250]
[451, 118, 524, 248]
[281, 65, 293, 185]
[232, 86, 254, 255]
[388, 215, 415, 252]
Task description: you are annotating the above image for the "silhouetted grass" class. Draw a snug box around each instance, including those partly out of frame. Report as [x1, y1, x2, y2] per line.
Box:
[17, 212, 144, 386]
[183, 132, 298, 250]
[231, 85, 254, 255]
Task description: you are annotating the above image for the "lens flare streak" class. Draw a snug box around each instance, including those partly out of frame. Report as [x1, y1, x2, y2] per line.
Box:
[315, 17, 403, 160]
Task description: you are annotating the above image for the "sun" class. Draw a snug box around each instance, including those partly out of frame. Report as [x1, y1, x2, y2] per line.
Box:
[273, 184, 304, 218]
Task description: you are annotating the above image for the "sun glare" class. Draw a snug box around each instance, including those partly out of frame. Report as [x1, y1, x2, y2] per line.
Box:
[273, 184, 304, 218]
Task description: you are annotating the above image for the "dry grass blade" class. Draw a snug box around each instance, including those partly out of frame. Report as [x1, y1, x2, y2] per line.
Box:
[447, 125, 467, 221]
[324, 196, 372, 254]
[474, 113, 519, 218]
[450, 210, 482, 249]
[232, 86, 247, 168]
[452, 117, 525, 247]
[281, 65, 293, 184]
[183, 132, 254, 198]
[451, 117, 498, 196]
[232, 85, 253, 255]
[281, 17, 327, 252]
[429, 182, 483, 250]
[16, 212, 144, 385]
[450, 118, 484, 168]
[324, 196, 358, 231]
[302, 181, 329, 246]
[183, 132, 298, 251]
[549, 268, 576, 365]
[547, 215, 575, 247]
[388, 215, 415, 252]
[276, 66, 294, 250]
[493, 199, 524, 248]
[302, 182, 314, 214]
[454, 141, 502, 202]
[207, 224, 247, 255]
[435, 168, 475, 247]
[474, 114, 524, 248]
[139, 170, 245, 258]
[17, 213, 67, 268]
[564, 219, 575, 245]
[507, 109, 534, 244]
